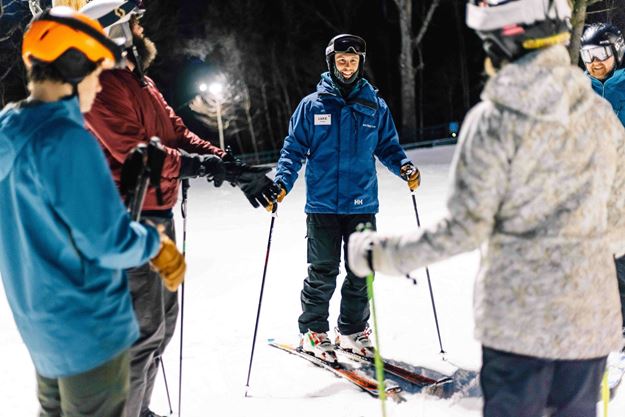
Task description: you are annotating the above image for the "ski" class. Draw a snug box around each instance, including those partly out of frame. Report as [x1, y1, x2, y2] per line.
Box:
[268, 340, 404, 401]
[335, 346, 453, 387]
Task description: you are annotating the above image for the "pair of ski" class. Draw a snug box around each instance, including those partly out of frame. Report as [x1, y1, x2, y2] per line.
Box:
[269, 340, 451, 400]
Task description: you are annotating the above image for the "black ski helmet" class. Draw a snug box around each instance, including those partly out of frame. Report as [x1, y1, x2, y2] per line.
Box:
[581, 23, 625, 67]
[466, 0, 572, 68]
[325, 34, 366, 85]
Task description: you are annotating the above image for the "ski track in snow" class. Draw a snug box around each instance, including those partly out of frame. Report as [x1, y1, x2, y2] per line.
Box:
[1, 145, 625, 416]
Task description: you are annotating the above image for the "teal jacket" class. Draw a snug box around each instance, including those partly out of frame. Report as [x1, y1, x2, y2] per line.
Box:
[0, 97, 160, 378]
[588, 68, 625, 126]
[274, 73, 410, 214]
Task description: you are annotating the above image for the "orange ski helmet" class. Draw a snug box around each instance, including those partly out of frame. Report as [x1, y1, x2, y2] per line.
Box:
[22, 6, 123, 83]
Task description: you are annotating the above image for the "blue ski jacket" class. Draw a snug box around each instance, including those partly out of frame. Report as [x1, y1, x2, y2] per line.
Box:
[588, 68, 625, 127]
[274, 72, 410, 214]
[0, 97, 160, 378]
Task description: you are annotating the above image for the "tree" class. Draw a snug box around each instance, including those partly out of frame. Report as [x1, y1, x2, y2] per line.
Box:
[391, 0, 440, 138]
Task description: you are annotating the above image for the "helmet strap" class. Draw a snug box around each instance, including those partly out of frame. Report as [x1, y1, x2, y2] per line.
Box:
[129, 45, 147, 87]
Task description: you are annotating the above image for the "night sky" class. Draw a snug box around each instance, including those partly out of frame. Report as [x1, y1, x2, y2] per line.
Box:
[1, 0, 624, 156]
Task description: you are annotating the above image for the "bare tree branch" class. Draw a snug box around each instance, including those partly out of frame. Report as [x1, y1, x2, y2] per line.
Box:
[586, 7, 619, 14]
[413, 0, 441, 49]
[301, 2, 342, 33]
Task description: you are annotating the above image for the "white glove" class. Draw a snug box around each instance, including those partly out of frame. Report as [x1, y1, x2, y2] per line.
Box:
[348, 231, 406, 278]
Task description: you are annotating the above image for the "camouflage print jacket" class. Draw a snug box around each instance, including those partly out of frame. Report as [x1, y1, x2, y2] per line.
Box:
[384, 45, 625, 359]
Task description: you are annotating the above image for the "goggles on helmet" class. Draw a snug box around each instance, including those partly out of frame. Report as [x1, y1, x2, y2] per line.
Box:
[580, 45, 613, 63]
[326, 35, 366, 56]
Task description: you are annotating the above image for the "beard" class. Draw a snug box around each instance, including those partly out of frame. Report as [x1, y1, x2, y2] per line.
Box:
[130, 33, 158, 71]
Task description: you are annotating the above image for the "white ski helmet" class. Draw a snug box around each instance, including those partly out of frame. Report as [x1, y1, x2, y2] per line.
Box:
[79, 0, 144, 48]
[466, 0, 572, 67]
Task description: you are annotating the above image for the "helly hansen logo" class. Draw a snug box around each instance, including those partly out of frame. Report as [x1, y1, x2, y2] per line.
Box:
[354, 199, 364, 205]
[363, 123, 376, 128]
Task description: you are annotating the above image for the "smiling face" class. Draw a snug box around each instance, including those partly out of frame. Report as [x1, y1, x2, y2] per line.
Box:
[334, 52, 360, 81]
[585, 55, 616, 80]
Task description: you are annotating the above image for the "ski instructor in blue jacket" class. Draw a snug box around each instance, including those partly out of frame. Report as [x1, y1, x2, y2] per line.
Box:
[264, 34, 420, 362]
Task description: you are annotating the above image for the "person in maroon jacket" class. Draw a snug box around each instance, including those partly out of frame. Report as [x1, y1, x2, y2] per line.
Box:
[80, 2, 277, 416]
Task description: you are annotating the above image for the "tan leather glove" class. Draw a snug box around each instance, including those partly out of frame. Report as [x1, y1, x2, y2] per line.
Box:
[151, 226, 186, 292]
[400, 163, 421, 191]
[265, 185, 287, 213]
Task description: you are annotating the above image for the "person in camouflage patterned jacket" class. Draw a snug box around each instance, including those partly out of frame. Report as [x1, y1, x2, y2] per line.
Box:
[348, 1, 625, 416]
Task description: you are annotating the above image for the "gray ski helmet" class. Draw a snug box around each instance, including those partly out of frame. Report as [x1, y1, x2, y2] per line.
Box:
[581, 23, 625, 66]
[466, 0, 572, 67]
[325, 34, 366, 84]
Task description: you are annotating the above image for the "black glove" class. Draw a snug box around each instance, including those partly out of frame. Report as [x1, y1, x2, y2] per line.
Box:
[236, 172, 279, 208]
[179, 150, 225, 187]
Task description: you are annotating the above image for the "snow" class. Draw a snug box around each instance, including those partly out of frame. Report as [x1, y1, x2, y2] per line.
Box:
[1, 145, 625, 416]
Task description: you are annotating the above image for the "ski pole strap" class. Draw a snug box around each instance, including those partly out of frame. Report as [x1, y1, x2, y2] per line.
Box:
[180, 179, 189, 219]
[120, 143, 146, 208]
[147, 137, 165, 205]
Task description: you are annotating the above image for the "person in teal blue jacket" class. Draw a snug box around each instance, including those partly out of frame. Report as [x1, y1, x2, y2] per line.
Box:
[581, 23, 625, 334]
[582, 23, 625, 125]
[0, 8, 184, 417]
[265, 34, 421, 362]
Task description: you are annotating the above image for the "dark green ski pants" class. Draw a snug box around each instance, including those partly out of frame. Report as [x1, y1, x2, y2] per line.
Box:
[298, 213, 376, 335]
[37, 350, 129, 417]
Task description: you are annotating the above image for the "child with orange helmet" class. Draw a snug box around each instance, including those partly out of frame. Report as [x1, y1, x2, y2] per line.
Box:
[0, 7, 184, 416]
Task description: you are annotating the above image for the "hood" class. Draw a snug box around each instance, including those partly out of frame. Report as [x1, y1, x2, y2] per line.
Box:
[0, 97, 82, 181]
[482, 45, 592, 123]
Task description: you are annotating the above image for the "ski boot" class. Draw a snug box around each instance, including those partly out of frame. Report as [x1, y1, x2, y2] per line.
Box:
[336, 327, 375, 358]
[300, 330, 338, 364]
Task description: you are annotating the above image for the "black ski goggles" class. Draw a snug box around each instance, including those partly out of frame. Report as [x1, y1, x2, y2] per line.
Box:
[580, 45, 613, 63]
[332, 36, 366, 54]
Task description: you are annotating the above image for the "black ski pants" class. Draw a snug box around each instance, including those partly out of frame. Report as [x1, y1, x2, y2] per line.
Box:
[298, 213, 376, 335]
[124, 216, 178, 417]
[481, 346, 606, 417]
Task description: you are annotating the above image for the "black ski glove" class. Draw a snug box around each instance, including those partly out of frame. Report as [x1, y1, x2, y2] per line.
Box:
[220, 152, 276, 208]
[239, 175, 281, 208]
[179, 150, 225, 187]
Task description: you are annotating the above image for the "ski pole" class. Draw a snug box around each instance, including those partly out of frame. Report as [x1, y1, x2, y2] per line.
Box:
[159, 357, 173, 415]
[177, 178, 189, 417]
[602, 370, 609, 417]
[364, 238, 387, 417]
[410, 191, 446, 358]
[245, 203, 278, 397]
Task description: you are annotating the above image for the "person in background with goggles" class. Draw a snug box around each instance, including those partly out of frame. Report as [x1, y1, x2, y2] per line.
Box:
[582, 21, 625, 359]
[581, 23, 625, 124]
[262, 33, 420, 363]
[0, 7, 184, 417]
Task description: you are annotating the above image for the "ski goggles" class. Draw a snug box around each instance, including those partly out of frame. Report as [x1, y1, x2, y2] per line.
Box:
[332, 36, 366, 54]
[580, 45, 613, 63]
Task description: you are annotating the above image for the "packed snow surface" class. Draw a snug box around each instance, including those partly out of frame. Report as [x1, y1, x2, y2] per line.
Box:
[1, 145, 624, 416]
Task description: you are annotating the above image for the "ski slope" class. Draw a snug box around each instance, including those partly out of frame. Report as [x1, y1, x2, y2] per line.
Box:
[1, 145, 625, 416]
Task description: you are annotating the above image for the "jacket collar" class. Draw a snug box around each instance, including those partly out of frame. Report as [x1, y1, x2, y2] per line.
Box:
[317, 72, 378, 117]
